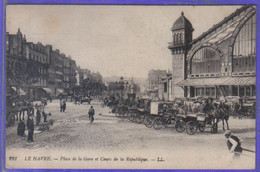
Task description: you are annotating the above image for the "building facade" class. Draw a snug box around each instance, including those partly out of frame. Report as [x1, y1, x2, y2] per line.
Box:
[6, 29, 27, 95]
[146, 69, 168, 99]
[24, 41, 51, 99]
[6, 29, 77, 100]
[168, 5, 256, 99]
[158, 74, 172, 101]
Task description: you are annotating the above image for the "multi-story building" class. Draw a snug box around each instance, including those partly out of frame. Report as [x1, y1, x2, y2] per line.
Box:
[158, 73, 172, 101]
[49, 49, 64, 96]
[168, 5, 256, 99]
[88, 72, 102, 84]
[6, 29, 78, 99]
[81, 68, 91, 80]
[23, 41, 51, 99]
[75, 66, 84, 86]
[6, 29, 27, 95]
[62, 54, 70, 90]
[107, 76, 129, 98]
[147, 70, 167, 90]
[69, 58, 77, 92]
[146, 69, 168, 100]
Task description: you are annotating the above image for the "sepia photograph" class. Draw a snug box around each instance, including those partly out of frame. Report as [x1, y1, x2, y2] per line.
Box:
[4, 4, 256, 169]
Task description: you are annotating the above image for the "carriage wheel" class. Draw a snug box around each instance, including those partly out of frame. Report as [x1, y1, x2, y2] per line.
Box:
[128, 113, 135, 122]
[144, 116, 153, 128]
[186, 121, 198, 135]
[119, 110, 126, 119]
[198, 125, 205, 132]
[175, 120, 185, 133]
[164, 118, 173, 127]
[139, 114, 146, 124]
[7, 113, 16, 127]
[135, 115, 143, 124]
[153, 118, 163, 130]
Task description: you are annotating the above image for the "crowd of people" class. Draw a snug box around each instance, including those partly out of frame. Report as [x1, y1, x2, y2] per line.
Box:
[13, 97, 52, 143]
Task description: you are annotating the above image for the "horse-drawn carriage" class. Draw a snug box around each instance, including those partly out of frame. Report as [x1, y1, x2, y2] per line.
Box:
[242, 97, 256, 118]
[80, 96, 93, 104]
[175, 113, 217, 135]
[224, 96, 255, 119]
[143, 102, 177, 129]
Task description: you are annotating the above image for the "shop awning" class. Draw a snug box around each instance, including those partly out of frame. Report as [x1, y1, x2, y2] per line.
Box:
[19, 88, 26, 96]
[11, 86, 16, 91]
[11, 86, 26, 96]
[56, 88, 64, 94]
[41, 87, 52, 94]
[177, 76, 256, 87]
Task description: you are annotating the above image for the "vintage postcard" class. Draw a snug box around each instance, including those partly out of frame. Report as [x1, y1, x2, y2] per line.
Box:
[4, 4, 257, 169]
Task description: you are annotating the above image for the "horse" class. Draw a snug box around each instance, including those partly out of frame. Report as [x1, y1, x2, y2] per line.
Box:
[210, 103, 230, 132]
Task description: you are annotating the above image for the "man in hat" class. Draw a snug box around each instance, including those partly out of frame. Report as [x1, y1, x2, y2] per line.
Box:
[27, 114, 34, 142]
[225, 130, 243, 159]
[88, 106, 95, 124]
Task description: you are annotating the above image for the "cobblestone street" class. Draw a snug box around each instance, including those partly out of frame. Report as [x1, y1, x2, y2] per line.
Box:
[6, 100, 256, 169]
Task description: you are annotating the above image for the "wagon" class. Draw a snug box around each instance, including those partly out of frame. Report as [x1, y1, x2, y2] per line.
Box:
[242, 97, 256, 118]
[175, 113, 217, 135]
[81, 96, 93, 104]
[144, 102, 176, 129]
[125, 107, 148, 123]
[114, 104, 129, 118]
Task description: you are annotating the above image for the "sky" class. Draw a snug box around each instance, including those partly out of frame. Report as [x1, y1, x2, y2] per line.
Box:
[6, 5, 242, 78]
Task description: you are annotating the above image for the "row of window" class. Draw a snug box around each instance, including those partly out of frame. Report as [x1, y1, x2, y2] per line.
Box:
[189, 14, 256, 75]
[34, 78, 47, 87]
[29, 53, 47, 63]
[195, 87, 216, 97]
[193, 85, 255, 98]
[233, 55, 255, 72]
[173, 33, 184, 45]
[7, 61, 26, 71]
[191, 47, 221, 74]
[192, 59, 221, 74]
[38, 67, 47, 74]
[232, 85, 255, 97]
[233, 14, 256, 57]
[32, 44, 46, 54]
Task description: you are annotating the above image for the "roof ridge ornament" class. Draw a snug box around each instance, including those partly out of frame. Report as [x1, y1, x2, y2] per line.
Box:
[181, 11, 184, 16]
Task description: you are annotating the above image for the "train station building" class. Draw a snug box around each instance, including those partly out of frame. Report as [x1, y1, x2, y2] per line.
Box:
[167, 5, 256, 100]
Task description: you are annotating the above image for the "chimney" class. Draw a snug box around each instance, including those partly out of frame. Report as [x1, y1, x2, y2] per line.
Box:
[55, 49, 60, 54]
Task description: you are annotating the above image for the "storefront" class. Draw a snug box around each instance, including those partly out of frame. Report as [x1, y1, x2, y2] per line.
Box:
[177, 76, 255, 98]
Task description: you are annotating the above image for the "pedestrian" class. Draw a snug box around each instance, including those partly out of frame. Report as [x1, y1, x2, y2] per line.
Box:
[60, 99, 63, 112]
[42, 111, 47, 122]
[36, 109, 41, 126]
[63, 99, 66, 112]
[17, 120, 25, 136]
[27, 114, 34, 142]
[88, 106, 95, 124]
[225, 130, 243, 159]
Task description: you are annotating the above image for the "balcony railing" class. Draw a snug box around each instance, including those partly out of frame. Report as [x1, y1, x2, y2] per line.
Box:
[168, 41, 185, 48]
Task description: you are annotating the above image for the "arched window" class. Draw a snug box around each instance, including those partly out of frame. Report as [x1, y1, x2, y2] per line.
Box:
[191, 47, 221, 74]
[233, 14, 256, 72]
[180, 33, 183, 44]
[173, 34, 176, 44]
[176, 33, 179, 44]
